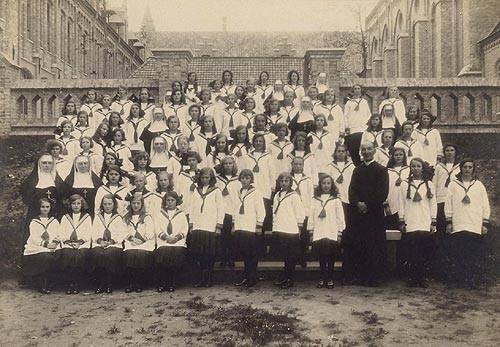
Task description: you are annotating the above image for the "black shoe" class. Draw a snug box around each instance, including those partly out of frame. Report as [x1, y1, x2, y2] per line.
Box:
[205, 273, 213, 288]
[317, 280, 325, 288]
[327, 280, 335, 289]
[244, 280, 255, 288]
[274, 278, 287, 286]
[281, 279, 294, 289]
[95, 288, 103, 294]
[72, 288, 79, 295]
[194, 271, 207, 288]
[136, 287, 142, 293]
[157, 286, 165, 293]
[235, 278, 248, 287]
[125, 287, 133, 293]
[106, 287, 113, 294]
[167, 286, 175, 292]
[66, 288, 72, 295]
[38, 288, 51, 294]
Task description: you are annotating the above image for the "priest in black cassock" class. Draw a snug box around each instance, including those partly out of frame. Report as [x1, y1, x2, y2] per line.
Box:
[344, 141, 389, 286]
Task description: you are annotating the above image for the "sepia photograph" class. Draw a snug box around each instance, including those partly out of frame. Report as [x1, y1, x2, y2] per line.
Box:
[0, 0, 499, 346]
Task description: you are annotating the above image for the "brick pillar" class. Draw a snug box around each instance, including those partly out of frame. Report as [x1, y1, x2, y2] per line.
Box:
[383, 46, 397, 78]
[397, 33, 411, 77]
[413, 19, 432, 78]
[365, 64, 373, 78]
[304, 48, 346, 98]
[433, 0, 454, 77]
[151, 49, 193, 101]
[372, 56, 383, 78]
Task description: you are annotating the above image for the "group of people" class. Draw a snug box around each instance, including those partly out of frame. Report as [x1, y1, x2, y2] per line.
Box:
[19, 70, 491, 295]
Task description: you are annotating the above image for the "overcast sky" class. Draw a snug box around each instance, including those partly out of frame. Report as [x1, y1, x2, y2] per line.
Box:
[120, 0, 378, 32]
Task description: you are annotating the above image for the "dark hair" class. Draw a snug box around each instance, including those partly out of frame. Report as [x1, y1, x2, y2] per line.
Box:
[105, 164, 124, 183]
[291, 131, 311, 154]
[387, 147, 408, 168]
[287, 70, 301, 85]
[321, 89, 336, 105]
[68, 194, 89, 211]
[162, 190, 183, 208]
[133, 151, 151, 170]
[442, 144, 459, 164]
[257, 71, 270, 86]
[92, 122, 111, 144]
[251, 133, 267, 152]
[75, 110, 89, 127]
[127, 103, 145, 120]
[169, 89, 187, 105]
[238, 169, 254, 183]
[273, 122, 289, 137]
[99, 193, 119, 215]
[100, 152, 122, 178]
[185, 151, 202, 163]
[111, 128, 126, 142]
[314, 174, 339, 198]
[221, 70, 233, 84]
[108, 111, 124, 126]
[184, 72, 198, 94]
[45, 139, 63, 152]
[196, 167, 217, 187]
[215, 156, 238, 176]
[213, 133, 230, 156]
[264, 97, 281, 115]
[406, 158, 434, 200]
[38, 197, 54, 216]
[171, 80, 183, 91]
[456, 158, 476, 181]
[230, 125, 252, 151]
[366, 114, 382, 132]
[62, 100, 77, 115]
[417, 109, 437, 130]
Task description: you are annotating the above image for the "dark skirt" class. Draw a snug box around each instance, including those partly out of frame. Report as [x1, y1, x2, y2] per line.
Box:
[385, 213, 400, 231]
[123, 249, 153, 269]
[189, 229, 217, 258]
[312, 238, 338, 258]
[60, 248, 88, 270]
[22, 252, 59, 277]
[233, 230, 261, 259]
[89, 247, 123, 274]
[154, 246, 187, 268]
[272, 231, 301, 259]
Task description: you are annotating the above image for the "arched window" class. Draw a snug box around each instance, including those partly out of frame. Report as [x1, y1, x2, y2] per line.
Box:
[497, 60, 500, 77]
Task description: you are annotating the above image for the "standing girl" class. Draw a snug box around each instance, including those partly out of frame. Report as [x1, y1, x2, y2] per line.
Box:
[215, 156, 240, 268]
[272, 172, 306, 289]
[221, 70, 236, 97]
[56, 120, 80, 162]
[96, 94, 113, 122]
[188, 168, 225, 287]
[56, 100, 78, 134]
[123, 103, 148, 154]
[78, 136, 103, 174]
[394, 121, 423, 164]
[242, 134, 275, 231]
[433, 144, 460, 235]
[238, 97, 258, 129]
[284, 70, 305, 107]
[155, 191, 188, 292]
[307, 86, 321, 108]
[250, 114, 275, 145]
[94, 165, 129, 216]
[265, 98, 287, 133]
[162, 115, 184, 155]
[343, 84, 371, 166]
[59, 194, 92, 294]
[445, 159, 490, 289]
[309, 174, 345, 289]
[313, 89, 345, 143]
[199, 88, 217, 118]
[46, 139, 72, 180]
[193, 115, 218, 163]
[22, 198, 61, 294]
[360, 114, 383, 148]
[167, 135, 192, 176]
[399, 158, 437, 288]
[326, 144, 354, 212]
[245, 79, 264, 113]
[203, 134, 231, 169]
[139, 88, 155, 123]
[182, 104, 203, 144]
[233, 169, 266, 287]
[308, 114, 336, 174]
[412, 110, 443, 167]
[374, 129, 394, 167]
[163, 89, 188, 126]
[108, 128, 134, 172]
[91, 194, 125, 294]
[73, 111, 93, 139]
[92, 122, 112, 156]
[80, 89, 104, 130]
[218, 94, 242, 134]
[111, 85, 133, 121]
[280, 91, 299, 123]
[123, 193, 156, 292]
[256, 71, 273, 106]
[287, 132, 318, 187]
[268, 123, 294, 180]
[229, 125, 252, 171]
[184, 72, 200, 104]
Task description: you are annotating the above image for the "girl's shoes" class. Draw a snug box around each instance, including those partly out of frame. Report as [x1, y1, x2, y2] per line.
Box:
[66, 288, 72, 295]
[235, 278, 248, 287]
[135, 287, 142, 293]
[125, 287, 133, 293]
[157, 286, 165, 293]
[95, 288, 103, 294]
[244, 280, 255, 288]
[106, 287, 113, 294]
[38, 288, 51, 294]
[167, 286, 175, 292]
[327, 280, 335, 289]
[317, 280, 325, 288]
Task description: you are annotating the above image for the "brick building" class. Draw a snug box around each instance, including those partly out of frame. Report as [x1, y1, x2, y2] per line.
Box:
[0, 0, 144, 81]
[479, 21, 500, 78]
[365, 0, 500, 78]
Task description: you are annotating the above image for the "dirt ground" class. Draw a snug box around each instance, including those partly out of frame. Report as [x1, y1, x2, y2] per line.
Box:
[0, 279, 499, 347]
